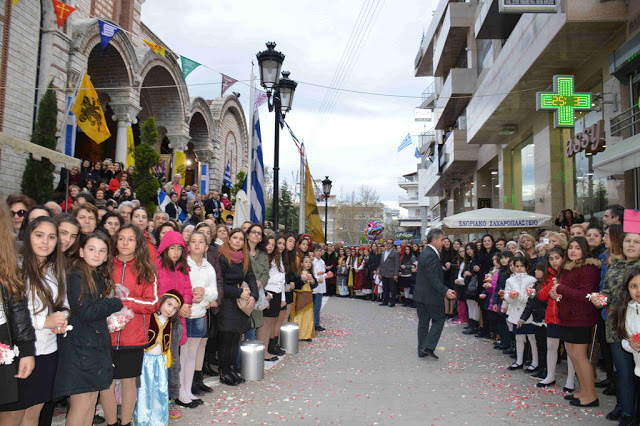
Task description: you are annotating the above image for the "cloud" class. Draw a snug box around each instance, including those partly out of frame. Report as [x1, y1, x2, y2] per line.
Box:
[141, 0, 438, 202]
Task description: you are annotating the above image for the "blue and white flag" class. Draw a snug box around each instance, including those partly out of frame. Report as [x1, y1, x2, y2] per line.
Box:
[99, 20, 121, 50]
[64, 96, 76, 157]
[414, 146, 420, 159]
[248, 106, 265, 224]
[398, 133, 412, 152]
[223, 160, 232, 188]
[158, 189, 170, 212]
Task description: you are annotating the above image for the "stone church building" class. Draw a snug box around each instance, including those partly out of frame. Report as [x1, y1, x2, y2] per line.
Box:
[0, 0, 248, 195]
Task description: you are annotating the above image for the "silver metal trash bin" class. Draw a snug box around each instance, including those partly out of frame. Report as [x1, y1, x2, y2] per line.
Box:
[240, 340, 265, 381]
[280, 322, 299, 354]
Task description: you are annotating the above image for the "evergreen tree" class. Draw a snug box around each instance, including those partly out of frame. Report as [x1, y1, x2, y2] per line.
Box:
[21, 82, 57, 203]
[132, 117, 160, 216]
[231, 171, 246, 204]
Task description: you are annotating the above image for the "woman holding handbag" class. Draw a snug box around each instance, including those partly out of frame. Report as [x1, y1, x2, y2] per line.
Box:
[462, 243, 480, 335]
[217, 229, 258, 386]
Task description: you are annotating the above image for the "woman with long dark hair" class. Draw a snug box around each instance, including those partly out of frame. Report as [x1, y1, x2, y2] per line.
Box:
[462, 243, 480, 335]
[267, 235, 288, 356]
[399, 246, 416, 307]
[53, 232, 123, 425]
[323, 243, 338, 297]
[0, 217, 65, 424]
[100, 224, 158, 426]
[474, 235, 498, 338]
[551, 236, 601, 408]
[217, 229, 258, 386]
[441, 238, 455, 317]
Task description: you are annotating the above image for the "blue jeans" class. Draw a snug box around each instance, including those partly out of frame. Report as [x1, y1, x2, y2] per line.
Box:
[313, 293, 323, 327]
[235, 328, 257, 369]
[610, 342, 637, 417]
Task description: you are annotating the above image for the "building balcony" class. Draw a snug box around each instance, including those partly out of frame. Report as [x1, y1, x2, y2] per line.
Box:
[398, 176, 419, 188]
[418, 131, 437, 155]
[419, 81, 437, 110]
[398, 195, 419, 209]
[466, 1, 627, 145]
[421, 129, 477, 196]
[433, 68, 476, 130]
[399, 217, 422, 229]
[475, 0, 521, 40]
[432, 1, 475, 78]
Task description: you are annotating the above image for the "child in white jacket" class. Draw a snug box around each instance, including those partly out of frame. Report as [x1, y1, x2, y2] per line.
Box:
[501, 256, 538, 372]
[613, 270, 640, 377]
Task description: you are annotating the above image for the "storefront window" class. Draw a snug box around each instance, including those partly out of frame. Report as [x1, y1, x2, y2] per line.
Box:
[491, 171, 499, 207]
[574, 150, 624, 223]
[511, 138, 535, 212]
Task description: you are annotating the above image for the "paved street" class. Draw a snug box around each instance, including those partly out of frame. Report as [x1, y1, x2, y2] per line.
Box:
[179, 297, 615, 425]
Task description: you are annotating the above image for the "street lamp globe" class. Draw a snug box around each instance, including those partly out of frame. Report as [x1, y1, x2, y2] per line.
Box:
[322, 176, 332, 197]
[278, 71, 297, 113]
[256, 42, 285, 90]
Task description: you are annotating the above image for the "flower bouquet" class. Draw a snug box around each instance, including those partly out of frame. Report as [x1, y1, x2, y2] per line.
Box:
[0, 343, 15, 365]
[107, 307, 134, 333]
[508, 290, 519, 299]
[526, 287, 536, 297]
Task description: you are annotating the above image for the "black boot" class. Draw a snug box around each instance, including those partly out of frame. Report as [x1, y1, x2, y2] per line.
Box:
[462, 320, 477, 335]
[269, 337, 286, 356]
[193, 370, 212, 393]
[202, 361, 218, 377]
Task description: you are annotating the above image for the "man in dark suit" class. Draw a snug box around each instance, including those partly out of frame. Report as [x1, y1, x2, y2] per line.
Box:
[414, 228, 456, 359]
[379, 239, 400, 307]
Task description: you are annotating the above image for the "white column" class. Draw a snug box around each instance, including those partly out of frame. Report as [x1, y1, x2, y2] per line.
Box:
[111, 104, 141, 165]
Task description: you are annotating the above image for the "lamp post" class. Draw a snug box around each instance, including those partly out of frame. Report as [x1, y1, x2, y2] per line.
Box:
[322, 176, 332, 243]
[256, 42, 297, 231]
[283, 197, 290, 232]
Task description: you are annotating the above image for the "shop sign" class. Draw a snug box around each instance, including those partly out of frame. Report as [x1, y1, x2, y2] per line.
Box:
[565, 120, 605, 158]
[499, 0, 560, 13]
[536, 75, 592, 128]
[396, 232, 414, 239]
[478, 198, 491, 209]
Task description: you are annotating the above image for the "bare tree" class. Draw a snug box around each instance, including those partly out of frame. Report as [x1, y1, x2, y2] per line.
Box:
[358, 185, 380, 207]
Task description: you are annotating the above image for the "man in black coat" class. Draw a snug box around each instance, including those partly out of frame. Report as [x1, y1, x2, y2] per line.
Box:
[414, 228, 456, 359]
[379, 239, 400, 307]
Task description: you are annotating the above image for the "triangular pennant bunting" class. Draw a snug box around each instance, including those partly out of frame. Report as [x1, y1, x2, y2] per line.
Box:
[12, 0, 21, 6]
[99, 20, 121, 50]
[52, 0, 75, 28]
[221, 74, 237, 96]
[143, 39, 166, 57]
[180, 56, 200, 81]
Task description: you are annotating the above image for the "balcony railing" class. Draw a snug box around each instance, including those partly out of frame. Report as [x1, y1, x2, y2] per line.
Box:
[422, 81, 435, 103]
[397, 176, 419, 184]
[398, 195, 419, 202]
[611, 104, 640, 139]
[419, 131, 436, 149]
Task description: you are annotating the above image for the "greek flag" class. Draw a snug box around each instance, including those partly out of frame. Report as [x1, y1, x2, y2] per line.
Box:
[157, 189, 170, 212]
[398, 133, 412, 152]
[223, 160, 232, 188]
[247, 106, 265, 224]
[415, 146, 420, 159]
[64, 96, 76, 157]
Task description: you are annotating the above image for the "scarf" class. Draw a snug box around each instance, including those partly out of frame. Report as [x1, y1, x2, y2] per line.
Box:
[230, 249, 244, 264]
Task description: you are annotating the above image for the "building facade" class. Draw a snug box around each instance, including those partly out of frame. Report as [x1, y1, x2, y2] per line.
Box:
[0, 0, 248, 195]
[414, 0, 636, 229]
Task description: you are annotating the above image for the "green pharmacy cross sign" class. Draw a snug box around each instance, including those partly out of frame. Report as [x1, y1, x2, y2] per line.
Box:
[536, 75, 593, 128]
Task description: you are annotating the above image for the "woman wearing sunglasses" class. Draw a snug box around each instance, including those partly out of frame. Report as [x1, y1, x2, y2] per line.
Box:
[6, 195, 35, 237]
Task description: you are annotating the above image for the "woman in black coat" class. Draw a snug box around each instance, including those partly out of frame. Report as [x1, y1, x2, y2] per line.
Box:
[217, 229, 258, 386]
[367, 243, 381, 301]
[53, 233, 122, 424]
[554, 209, 584, 230]
[474, 235, 498, 338]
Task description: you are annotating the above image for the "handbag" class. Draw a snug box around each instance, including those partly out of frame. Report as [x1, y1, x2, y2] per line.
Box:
[465, 275, 479, 299]
[623, 209, 640, 233]
[236, 282, 254, 316]
[255, 287, 269, 311]
[206, 308, 217, 338]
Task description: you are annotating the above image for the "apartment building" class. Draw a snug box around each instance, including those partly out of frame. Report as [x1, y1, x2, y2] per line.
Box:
[414, 0, 637, 227]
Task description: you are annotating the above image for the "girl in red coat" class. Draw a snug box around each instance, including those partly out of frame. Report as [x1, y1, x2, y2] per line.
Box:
[100, 225, 158, 426]
[536, 247, 576, 391]
[550, 236, 601, 408]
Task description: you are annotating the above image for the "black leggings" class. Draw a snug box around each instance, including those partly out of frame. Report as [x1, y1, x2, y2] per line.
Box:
[218, 331, 241, 375]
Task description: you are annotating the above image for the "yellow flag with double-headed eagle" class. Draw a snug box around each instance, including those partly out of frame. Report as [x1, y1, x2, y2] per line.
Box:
[71, 73, 111, 144]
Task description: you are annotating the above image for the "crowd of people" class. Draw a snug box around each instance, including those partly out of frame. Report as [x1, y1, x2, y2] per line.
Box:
[403, 205, 638, 426]
[1, 160, 638, 426]
[0, 165, 339, 426]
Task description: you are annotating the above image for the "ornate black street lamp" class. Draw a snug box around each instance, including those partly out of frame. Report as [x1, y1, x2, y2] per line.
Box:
[322, 176, 332, 242]
[256, 42, 297, 231]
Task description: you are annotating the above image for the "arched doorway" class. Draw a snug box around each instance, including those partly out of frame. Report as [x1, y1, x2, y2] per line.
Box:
[75, 43, 130, 162]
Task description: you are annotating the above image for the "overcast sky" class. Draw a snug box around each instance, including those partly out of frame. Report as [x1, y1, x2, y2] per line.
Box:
[141, 0, 438, 210]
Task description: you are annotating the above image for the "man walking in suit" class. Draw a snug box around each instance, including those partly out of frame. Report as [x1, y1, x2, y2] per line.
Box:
[414, 229, 456, 359]
[379, 239, 400, 307]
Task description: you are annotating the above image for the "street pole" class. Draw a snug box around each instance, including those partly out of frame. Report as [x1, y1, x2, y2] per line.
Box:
[272, 90, 281, 231]
[299, 142, 305, 235]
[324, 196, 328, 243]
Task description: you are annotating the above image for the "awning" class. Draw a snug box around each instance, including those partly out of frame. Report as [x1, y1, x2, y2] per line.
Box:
[592, 133, 640, 178]
[0, 132, 81, 170]
[441, 208, 552, 233]
[610, 30, 640, 80]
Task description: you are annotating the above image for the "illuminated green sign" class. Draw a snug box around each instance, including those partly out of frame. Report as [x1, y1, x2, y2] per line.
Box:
[536, 75, 592, 128]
